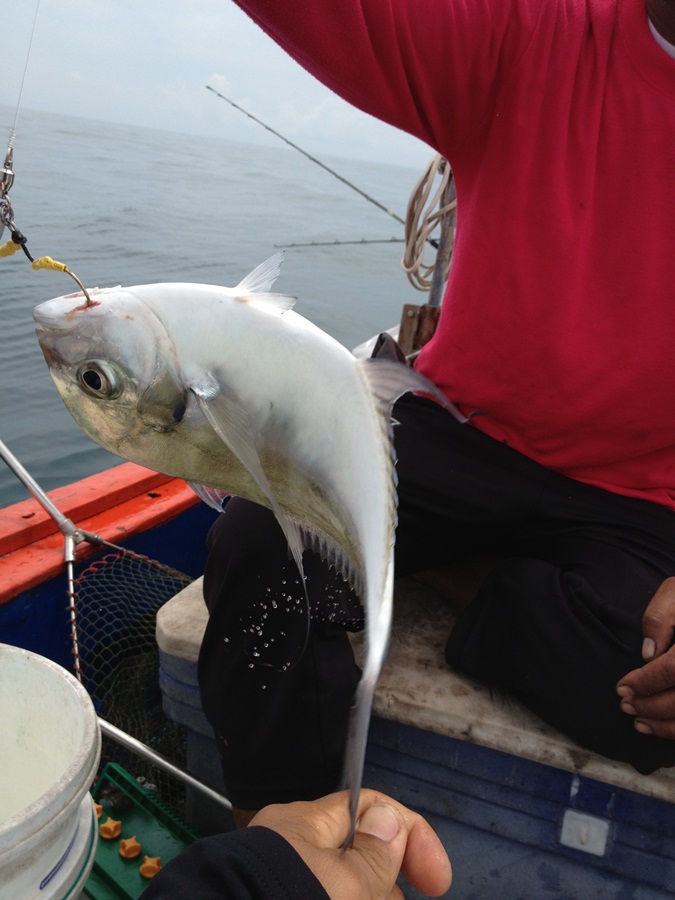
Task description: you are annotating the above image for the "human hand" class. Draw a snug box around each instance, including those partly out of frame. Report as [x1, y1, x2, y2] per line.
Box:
[250, 788, 452, 899]
[617, 577, 675, 738]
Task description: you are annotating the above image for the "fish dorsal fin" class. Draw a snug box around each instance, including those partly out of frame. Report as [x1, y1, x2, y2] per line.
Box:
[190, 378, 307, 580]
[236, 251, 285, 294]
[243, 292, 297, 313]
[356, 357, 469, 423]
[233, 251, 297, 312]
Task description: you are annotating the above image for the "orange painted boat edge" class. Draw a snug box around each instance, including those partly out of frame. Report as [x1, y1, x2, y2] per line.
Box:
[0, 463, 200, 604]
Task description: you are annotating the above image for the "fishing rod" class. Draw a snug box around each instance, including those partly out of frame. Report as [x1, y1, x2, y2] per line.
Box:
[1, 0, 41, 244]
[275, 237, 405, 249]
[206, 84, 438, 248]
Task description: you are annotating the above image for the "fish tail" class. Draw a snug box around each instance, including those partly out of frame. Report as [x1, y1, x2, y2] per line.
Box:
[341, 659, 379, 849]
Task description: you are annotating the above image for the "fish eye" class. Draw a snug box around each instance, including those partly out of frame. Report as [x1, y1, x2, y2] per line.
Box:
[76, 361, 122, 399]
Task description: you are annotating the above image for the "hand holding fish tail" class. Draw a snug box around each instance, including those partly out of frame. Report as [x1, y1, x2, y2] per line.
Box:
[250, 789, 452, 899]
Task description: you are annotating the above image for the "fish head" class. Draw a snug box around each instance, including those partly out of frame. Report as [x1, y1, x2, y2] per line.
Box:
[33, 286, 189, 457]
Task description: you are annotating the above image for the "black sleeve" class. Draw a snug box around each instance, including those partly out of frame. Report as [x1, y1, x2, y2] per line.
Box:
[140, 826, 330, 899]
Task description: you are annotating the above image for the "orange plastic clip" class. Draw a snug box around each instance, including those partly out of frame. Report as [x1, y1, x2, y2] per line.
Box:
[99, 817, 122, 840]
[140, 856, 162, 878]
[119, 836, 142, 859]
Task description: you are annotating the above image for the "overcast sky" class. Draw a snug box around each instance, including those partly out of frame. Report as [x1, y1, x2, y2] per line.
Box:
[3, 0, 432, 168]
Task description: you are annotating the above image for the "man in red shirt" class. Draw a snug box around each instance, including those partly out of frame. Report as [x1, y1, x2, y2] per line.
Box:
[199, 0, 675, 823]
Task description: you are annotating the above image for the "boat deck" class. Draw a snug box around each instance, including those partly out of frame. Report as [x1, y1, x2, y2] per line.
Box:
[157, 575, 675, 804]
[157, 577, 675, 898]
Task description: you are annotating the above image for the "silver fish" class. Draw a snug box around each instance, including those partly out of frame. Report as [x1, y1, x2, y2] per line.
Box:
[33, 252, 465, 842]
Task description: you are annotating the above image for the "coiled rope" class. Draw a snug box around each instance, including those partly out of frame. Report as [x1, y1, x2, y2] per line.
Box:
[402, 154, 457, 293]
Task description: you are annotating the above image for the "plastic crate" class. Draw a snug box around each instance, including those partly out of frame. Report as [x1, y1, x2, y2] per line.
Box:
[83, 763, 199, 899]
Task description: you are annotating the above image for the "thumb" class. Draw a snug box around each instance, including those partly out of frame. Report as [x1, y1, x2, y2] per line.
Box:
[350, 803, 406, 896]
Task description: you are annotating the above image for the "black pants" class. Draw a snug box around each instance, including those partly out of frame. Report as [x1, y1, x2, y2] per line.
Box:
[198, 395, 675, 809]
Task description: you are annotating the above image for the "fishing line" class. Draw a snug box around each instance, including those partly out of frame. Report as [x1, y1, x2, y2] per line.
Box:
[0, 0, 93, 304]
[8, 0, 43, 141]
[206, 84, 440, 246]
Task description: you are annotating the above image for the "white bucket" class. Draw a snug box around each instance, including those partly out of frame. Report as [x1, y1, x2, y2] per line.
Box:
[0, 643, 101, 899]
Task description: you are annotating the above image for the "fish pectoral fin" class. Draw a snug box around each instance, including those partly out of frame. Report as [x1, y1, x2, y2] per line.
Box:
[234, 251, 297, 312]
[191, 383, 307, 580]
[356, 357, 469, 423]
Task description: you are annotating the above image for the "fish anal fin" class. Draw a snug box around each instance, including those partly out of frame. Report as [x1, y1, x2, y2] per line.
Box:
[299, 525, 364, 602]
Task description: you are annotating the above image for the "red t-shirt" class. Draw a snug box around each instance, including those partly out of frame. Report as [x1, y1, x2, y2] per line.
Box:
[235, 0, 675, 510]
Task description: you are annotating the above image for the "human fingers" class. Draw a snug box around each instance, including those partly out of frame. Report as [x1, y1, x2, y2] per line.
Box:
[350, 794, 451, 898]
[251, 793, 405, 899]
[349, 802, 411, 897]
[618, 650, 675, 738]
[397, 808, 452, 896]
[639, 577, 675, 661]
[251, 791, 451, 898]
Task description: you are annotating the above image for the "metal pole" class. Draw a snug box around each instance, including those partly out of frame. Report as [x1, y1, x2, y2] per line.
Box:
[0, 437, 81, 536]
[99, 718, 233, 811]
[0, 441, 230, 813]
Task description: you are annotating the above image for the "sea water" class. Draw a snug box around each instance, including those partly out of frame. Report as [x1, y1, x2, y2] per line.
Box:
[0, 105, 431, 507]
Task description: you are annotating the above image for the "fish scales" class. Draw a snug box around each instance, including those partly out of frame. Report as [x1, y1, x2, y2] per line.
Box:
[33, 252, 465, 843]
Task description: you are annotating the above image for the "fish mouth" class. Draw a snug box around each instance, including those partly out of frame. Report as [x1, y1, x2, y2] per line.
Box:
[33, 292, 95, 329]
[33, 299, 63, 327]
[35, 336, 66, 370]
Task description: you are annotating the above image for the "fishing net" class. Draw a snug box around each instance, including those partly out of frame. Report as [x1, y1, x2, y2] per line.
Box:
[73, 547, 193, 816]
